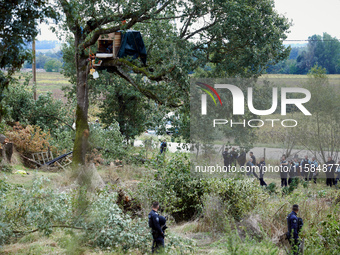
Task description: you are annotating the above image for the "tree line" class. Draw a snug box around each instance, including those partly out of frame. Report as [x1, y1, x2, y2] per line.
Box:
[267, 33, 340, 74]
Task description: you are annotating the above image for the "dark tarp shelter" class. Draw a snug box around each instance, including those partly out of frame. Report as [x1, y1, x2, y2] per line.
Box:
[117, 30, 147, 65]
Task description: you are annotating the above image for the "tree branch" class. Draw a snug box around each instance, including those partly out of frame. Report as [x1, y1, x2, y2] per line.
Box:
[183, 19, 217, 40]
[114, 66, 181, 108]
[59, 0, 79, 32]
[40, 115, 75, 131]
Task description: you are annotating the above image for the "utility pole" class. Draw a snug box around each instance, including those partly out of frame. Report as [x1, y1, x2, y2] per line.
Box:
[32, 39, 37, 100]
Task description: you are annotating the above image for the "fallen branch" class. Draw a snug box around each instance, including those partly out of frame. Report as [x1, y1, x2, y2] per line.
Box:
[20, 154, 42, 167]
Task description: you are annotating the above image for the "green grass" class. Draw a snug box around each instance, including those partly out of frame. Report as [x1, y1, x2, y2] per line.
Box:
[14, 72, 71, 101]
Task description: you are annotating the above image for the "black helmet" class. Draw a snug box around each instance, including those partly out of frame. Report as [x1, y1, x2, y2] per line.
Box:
[159, 215, 167, 226]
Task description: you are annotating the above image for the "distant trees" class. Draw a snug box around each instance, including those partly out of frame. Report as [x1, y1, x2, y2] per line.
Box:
[23, 50, 63, 71]
[294, 66, 340, 162]
[44, 59, 62, 72]
[267, 33, 340, 74]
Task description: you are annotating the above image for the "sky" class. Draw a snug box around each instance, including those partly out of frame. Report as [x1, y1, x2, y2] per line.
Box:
[37, 0, 340, 44]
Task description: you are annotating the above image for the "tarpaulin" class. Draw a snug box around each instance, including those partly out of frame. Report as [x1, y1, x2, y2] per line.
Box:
[117, 30, 147, 65]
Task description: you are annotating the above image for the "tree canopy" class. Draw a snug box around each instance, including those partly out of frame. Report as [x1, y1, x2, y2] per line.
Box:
[56, 0, 290, 164]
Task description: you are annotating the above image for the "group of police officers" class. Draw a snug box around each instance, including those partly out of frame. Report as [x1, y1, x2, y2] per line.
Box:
[148, 149, 338, 254]
[223, 148, 340, 188]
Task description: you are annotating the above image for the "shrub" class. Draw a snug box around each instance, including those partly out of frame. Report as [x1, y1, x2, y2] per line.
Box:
[88, 122, 126, 162]
[0, 177, 192, 253]
[136, 153, 205, 222]
[206, 178, 268, 221]
[5, 123, 55, 155]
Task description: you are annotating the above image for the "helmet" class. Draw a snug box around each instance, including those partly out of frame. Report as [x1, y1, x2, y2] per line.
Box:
[159, 215, 167, 226]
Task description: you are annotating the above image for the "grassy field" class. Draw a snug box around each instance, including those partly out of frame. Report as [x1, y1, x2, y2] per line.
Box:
[13, 72, 340, 103]
[14, 71, 71, 102]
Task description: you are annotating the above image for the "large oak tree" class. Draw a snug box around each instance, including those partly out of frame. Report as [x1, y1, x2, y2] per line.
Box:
[56, 0, 290, 165]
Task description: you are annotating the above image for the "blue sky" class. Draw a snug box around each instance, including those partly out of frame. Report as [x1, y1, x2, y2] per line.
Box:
[37, 0, 340, 44]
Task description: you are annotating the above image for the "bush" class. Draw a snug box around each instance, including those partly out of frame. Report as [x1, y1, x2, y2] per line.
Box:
[5, 123, 55, 155]
[0, 177, 192, 253]
[136, 153, 205, 222]
[88, 122, 126, 162]
[2, 78, 74, 133]
[206, 178, 268, 221]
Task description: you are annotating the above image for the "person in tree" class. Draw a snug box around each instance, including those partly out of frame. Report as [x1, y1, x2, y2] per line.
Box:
[160, 139, 167, 154]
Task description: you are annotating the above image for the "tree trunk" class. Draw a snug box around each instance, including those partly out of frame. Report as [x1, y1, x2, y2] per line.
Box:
[72, 35, 90, 165]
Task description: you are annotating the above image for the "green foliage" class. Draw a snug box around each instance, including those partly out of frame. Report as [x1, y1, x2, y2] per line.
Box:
[44, 59, 62, 72]
[88, 121, 125, 161]
[0, 0, 59, 120]
[137, 153, 205, 221]
[97, 73, 153, 142]
[268, 33, 340, 74]
[58, 0, 291, 150]
[1, 76, 75, 155]
[266, 182, 278, 195]
[293, 65, 340, 162]
[206, 178, 268, 221]
[214, 221, 279, 254]
[0, 176, 191, 253]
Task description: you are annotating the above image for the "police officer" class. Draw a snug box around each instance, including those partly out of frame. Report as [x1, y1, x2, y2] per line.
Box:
[148, 202, 165, 253]
[230, 147, 238, 167]
[258, 157, 267, 186]
[325, 157, 335, 187]
[310, 157, 319, 184]
[300, 155, 311, 181]
[222, 148, 231, 171]
[280, 156, 289, 187]
[288, 158, 299, 185]
[160, 139, 167, 154]
[287, 204, 302, 254]
[246, 158, 258, 178]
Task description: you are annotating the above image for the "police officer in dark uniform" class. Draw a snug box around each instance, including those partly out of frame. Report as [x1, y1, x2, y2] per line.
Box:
[160, 139, 167, 154]
[287, 204, 303, 254]
[222, 148, 231, 172]
[325, 156, 336, 187]
[280, 156, 289, 187]
[258, 157, 267, 186]
[300, 155, 311, 181]
[148, 202, 165, 253]
[230, 147, 238, 167]
[249, 152, 256, 167]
